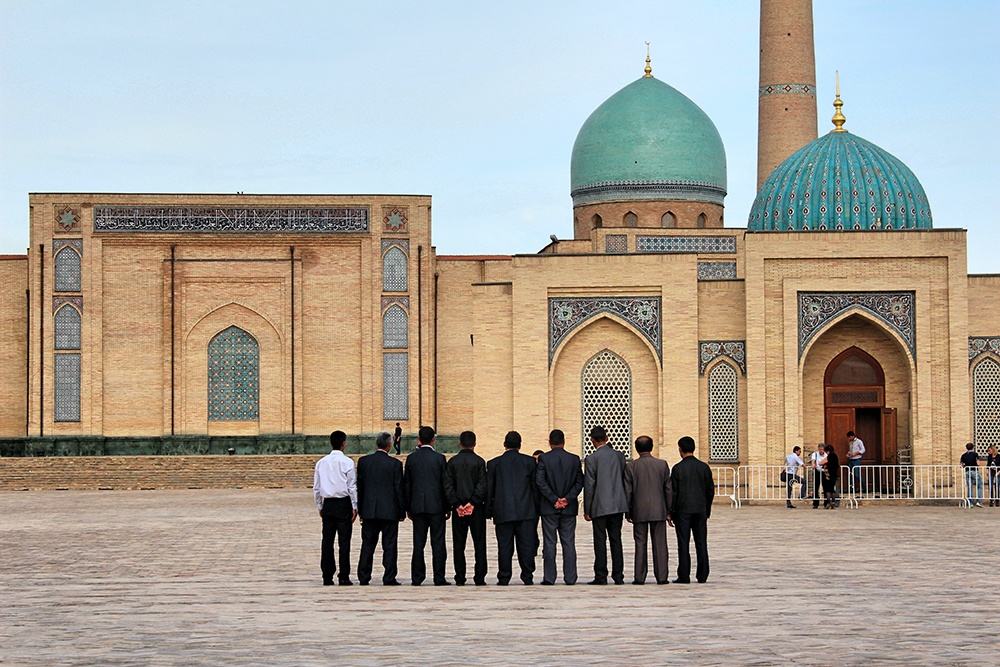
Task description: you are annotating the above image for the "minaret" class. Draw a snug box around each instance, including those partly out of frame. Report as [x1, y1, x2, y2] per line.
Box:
[757, 0, 818, 189]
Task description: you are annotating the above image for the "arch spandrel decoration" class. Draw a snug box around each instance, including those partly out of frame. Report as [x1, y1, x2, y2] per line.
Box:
[549, 297, 661, 366]
[208, 326, 260, 422]
[973, 357, 1000, 457]
[798, 292, 915, 360]
[969, 337, 1000, 365]
[581, 350, 632, 459]
[699, 341, 746, 376]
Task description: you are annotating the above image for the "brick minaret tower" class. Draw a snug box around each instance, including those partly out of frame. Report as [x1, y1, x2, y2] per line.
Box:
[757, 0, 818, 189]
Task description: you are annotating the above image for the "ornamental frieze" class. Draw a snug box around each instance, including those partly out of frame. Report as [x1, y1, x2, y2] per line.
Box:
[93, 206, 369, 233]
[798, 291, 915, 359]
[549, 296, 661, 366]
[699, 340, 746, 375]
[636, 236, 736, 254]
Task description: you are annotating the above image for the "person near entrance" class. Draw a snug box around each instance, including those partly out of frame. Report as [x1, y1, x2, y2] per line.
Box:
[668, 436, 714, 583]
[987, 445, 1000, 507]
[583, 425, 629, 585]
[960, 442, 984, 508]
[624, 435, 672, 585]
[810, 443, 827, 509]
[356, 430, 405, 586]
[846, 431, 866, 494]
[314, 430, 358, 586]
[404, 426, 450, 586]
[783, 446, 806, 508]
[535, 429, 584, 586]
[487, 431, 539, 585]
[443, 430, 488, 586]
[393, 423, 402, 455]
[821, 444, 840, 509]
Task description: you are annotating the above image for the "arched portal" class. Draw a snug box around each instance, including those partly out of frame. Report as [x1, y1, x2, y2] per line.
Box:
[823, 347, 894, 466]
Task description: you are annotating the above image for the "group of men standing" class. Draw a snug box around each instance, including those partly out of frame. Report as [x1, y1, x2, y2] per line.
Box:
[313, 425, 715, 587]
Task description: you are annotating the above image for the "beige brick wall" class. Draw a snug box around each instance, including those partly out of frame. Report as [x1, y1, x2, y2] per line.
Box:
[968, 276, 1000, 335]
[0, 257, 28, 436]
[470, 282, 514, 459]
[574, 201, 724, 239]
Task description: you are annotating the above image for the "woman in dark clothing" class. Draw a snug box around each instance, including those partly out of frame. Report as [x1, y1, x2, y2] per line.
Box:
[822, 444, 840, 510]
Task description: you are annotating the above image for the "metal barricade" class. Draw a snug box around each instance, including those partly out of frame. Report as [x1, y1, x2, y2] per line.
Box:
[710, 466, 740, 508]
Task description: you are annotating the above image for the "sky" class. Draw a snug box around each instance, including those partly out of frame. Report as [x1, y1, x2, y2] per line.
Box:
[1, 1, 998, 271]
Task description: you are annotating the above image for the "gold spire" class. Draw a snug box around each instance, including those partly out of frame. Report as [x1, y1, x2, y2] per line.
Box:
[644, 42, 653, 78]
[831, 70, 847, 132]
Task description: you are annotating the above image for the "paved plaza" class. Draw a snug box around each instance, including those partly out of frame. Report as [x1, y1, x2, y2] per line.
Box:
[1, 489, 997, 666]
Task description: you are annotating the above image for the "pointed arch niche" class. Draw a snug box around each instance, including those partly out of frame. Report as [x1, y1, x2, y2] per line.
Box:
[550, 316, 660, 459]
[801, 314, 912, 468]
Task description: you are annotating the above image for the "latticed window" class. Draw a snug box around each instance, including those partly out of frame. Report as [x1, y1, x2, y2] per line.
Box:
[54, 247, 81, 292]
[383, 352, 408, 420]
[54, 305, 81, 350]
[661, 212, 676, 228]
[382, 305, 408, 349]
[708, 361, 739, 461]
[208, 326, 259, 422]
[54, 353, 81, 422]
[624, 211, 638, 227]
[697, 213, 707, 229]
[973, 357, 1000, 457]
[581, 350, 632, 459]
[382, 247, 408, 292]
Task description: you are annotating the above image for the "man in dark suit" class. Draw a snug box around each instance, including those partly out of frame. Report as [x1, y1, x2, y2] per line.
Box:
[535, 428, 583, 585]
[669, 435, 715, 584]
[443, 430, 488, 586]
[356, 430, 405, 586]
[624, 435, 672, 585]
[583, 425, 629, 585]
[393, 422, 402, 455]
[403, 426, 450, 586]
[487, 431, 538, 585]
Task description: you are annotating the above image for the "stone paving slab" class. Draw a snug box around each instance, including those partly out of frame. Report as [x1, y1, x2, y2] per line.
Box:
[0, 490, 997, 666]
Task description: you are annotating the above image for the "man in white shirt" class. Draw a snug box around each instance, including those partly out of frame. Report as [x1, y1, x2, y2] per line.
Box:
[846, 431, 866, 493]
[783, 446, 805, 508]
[314, 430, 358, 586]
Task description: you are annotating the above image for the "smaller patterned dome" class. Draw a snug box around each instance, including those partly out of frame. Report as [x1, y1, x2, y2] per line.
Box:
[748, 102, 932, 231]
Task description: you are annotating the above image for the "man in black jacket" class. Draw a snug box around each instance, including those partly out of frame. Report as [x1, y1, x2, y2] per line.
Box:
[535, 429, 583, 585]
[356, 430, 405, 586]
[403, 426, 450, 586]
[669, 435, 715, 584]
[487, 431, 538, 585]
[443, 430, 488, 586]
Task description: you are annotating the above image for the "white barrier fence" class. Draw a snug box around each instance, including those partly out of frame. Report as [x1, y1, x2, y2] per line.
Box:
[709, 465, 995, 508]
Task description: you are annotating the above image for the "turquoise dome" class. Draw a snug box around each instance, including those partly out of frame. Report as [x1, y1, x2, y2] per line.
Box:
[748, 130, 932, 231]
[570, 76, 727, 206]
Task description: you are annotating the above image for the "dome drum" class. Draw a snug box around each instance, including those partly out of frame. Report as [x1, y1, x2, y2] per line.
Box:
[573, 200, 723, 239]
[571, 179, 726, 208]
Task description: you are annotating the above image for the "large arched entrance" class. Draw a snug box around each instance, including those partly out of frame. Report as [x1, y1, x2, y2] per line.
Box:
[823, 347, 897, 467]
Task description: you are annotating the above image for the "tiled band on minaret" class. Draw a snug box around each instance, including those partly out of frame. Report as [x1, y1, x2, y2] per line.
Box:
[757, 0, 818, 189]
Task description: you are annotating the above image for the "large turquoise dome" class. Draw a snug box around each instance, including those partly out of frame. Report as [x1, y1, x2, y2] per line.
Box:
[748, 130, 932, 231]
[570, 75, 727, 206]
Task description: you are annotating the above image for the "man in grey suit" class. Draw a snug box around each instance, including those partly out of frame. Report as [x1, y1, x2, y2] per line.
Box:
[624, 435, 672, 585]
[535, 428, 584, 585]
[583, 425, 629, 585]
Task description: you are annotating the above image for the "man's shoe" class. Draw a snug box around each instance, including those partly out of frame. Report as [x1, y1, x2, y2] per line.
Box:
[383, 580, 401, 586]
[656, 580, 670, 585]
[339, 580, 353, 586]
[496, 581, 509, 586]
[434, 580, 452, 586]
[612, 579, 625, 585]
[975, 502, 983, 508]
[696, 579, 708, 584]
[474, 580, 487, 586]
[454, 580, 465, 586]
[672, 579, 690, 584]
[358, 581, 370, 586]
[631, 580, 645, 585]
[540, 580, 555, 586]
[323, 580, 334, 586]
[587, 579, 607, 585]
[786, 503, 796, 509]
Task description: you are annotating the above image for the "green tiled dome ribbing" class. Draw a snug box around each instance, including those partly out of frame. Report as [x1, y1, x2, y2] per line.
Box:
[748, 131, 932, 231]
[570, 76, 727, 206]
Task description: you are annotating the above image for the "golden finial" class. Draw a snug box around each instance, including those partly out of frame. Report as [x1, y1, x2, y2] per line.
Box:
[831, 70, 847, 132]
[644, 42, 653, 78]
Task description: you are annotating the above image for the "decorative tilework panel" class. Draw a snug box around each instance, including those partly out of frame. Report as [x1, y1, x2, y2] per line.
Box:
[53, 239, 83, 255]
[380, 238, 410, 255]
[54, 353, 81, 422]
[54, 247, 81, 292]
[381, 296, 410, 311]
[55, 206, 81, 233]
[973, 357, 1000, 458]
[208, 326, 260, 422]
[53, 296, 83, 313]
[798, 292, 915, 359]
[549, 297, 661, 365]
[382, 206, 408, 233]
[382, 305, 408, 349]
[605, 234, 627, 254]
[708, 362, 739, 461]
[969, 337, 1000, 365]
[697, 261, 737, 281]
[636, 236, 736, 254]
[699, 341, 746, 376]
[54, 305, 81, 350]
[581, 350, 632, 460]
[383, 352, 409, 420]
[382, 247, 408, 292]
[571, 180, 726, 207]
[758, 83, 815, 96]
[93, 206, 369, 233]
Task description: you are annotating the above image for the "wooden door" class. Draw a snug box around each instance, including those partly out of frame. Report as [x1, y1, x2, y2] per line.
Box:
[825, 407, 854, 461]
[881, 408, 897, 464]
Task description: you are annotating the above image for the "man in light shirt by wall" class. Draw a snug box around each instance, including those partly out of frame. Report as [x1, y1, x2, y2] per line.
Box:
[846, 431, 866, 494]
[314, 430, 358, 586]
